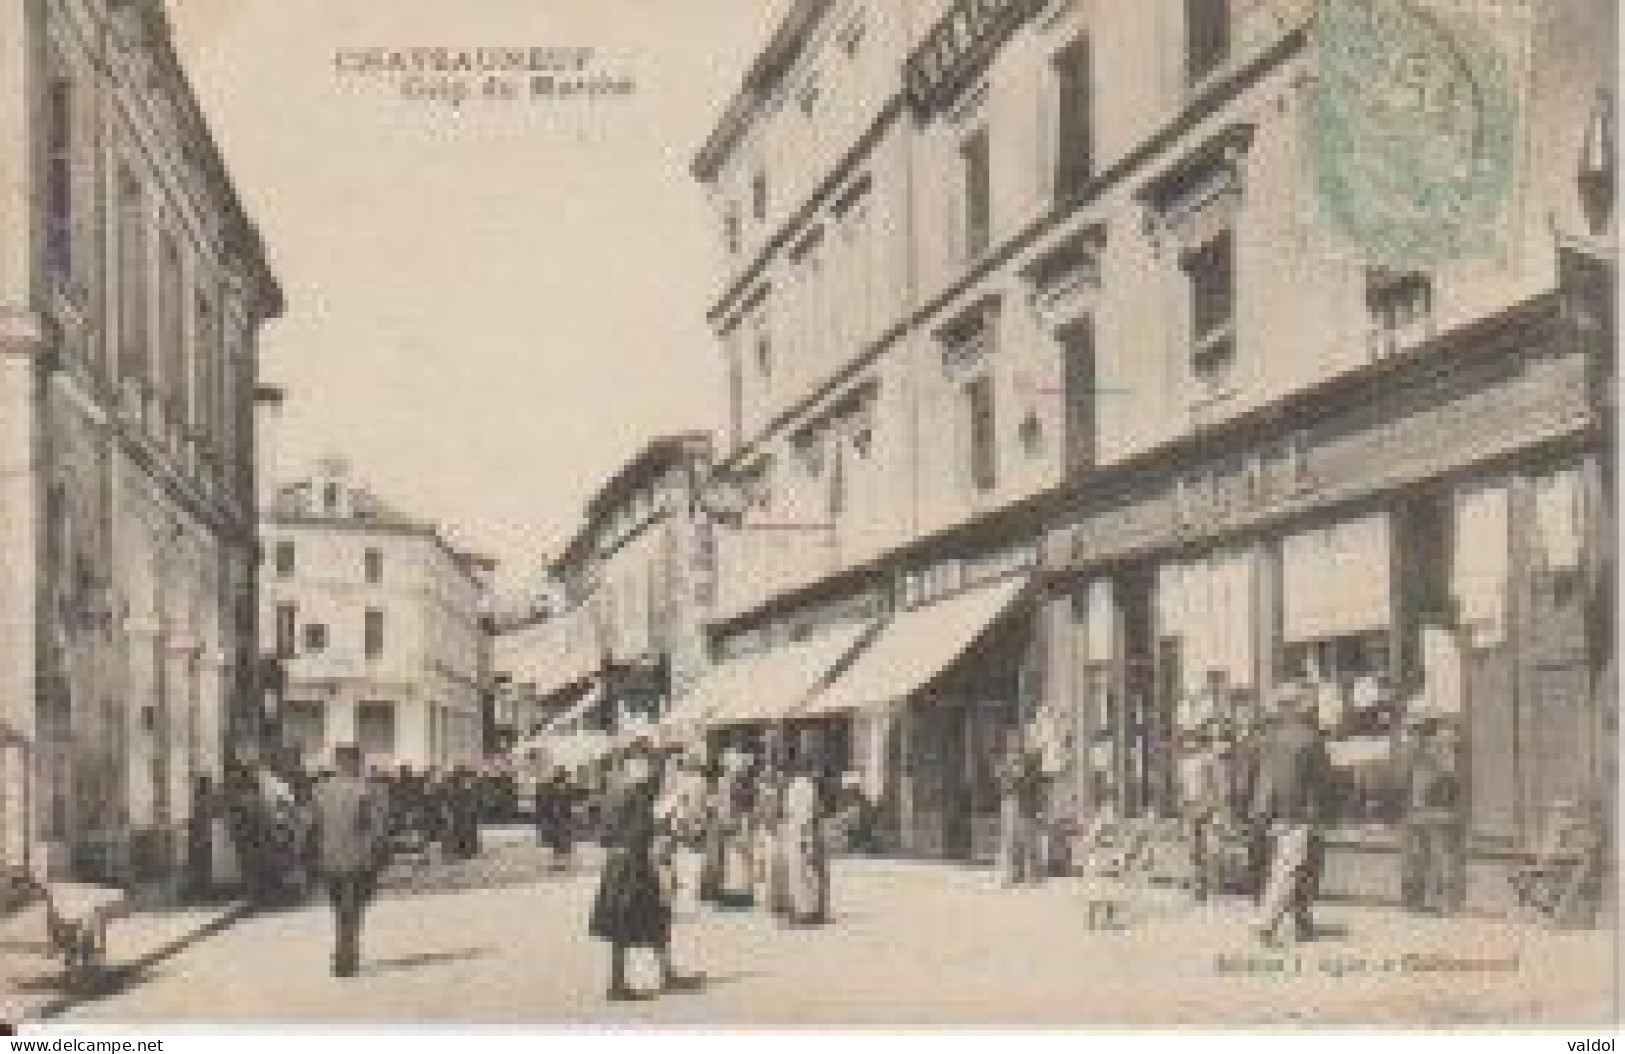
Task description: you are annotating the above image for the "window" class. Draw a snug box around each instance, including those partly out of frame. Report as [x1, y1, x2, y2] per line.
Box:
[961, 128, 991, 260]
[194, 290, 219, 444]
[752, 169, 768, 221]
[1053, 38, 1094, 203]
[302, 622, 328, 653]
[157, 231, 186, 425]
[1186, 0, 1231, 85]
[45, 77, 73, 284]
[1365, 269, 1434, 354]
[1061, 320, 1097, 471]
[755, 330, 773, 381]
[724, 204, 741, 255]
[1185, 231, 1235, 376]
[356, 701, 397, 760]
[964, 374, 997, 492]
[274, 540, 295, 578]
[282, 700, 326, 762]
[364, 608, 385, 659]
[116, 169, 147, 386]
[839, 14, 867, 58]
[274, 603, 297, 657]
[323, 482, 340, 512]
[798, 73, 821, 116]
[364, 548, 383, 583]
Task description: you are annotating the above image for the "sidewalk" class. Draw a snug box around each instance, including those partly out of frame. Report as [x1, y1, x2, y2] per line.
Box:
[1, 898, 249, 1023]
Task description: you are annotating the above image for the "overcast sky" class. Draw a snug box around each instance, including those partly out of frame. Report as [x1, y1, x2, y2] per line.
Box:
[168, 0, 791, 592]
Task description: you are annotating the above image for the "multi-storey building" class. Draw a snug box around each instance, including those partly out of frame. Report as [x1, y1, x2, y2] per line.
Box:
[494, 434, 715, 745]
[260, 460, 495, 773]
[0, 0, 283, 885]
[689, 0, 1615, 901]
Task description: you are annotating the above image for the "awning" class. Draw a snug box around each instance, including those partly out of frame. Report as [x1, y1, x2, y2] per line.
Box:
[543, 680, 605, 734]
[796, 575, 1028, 718]
[664, 621, 872, 730]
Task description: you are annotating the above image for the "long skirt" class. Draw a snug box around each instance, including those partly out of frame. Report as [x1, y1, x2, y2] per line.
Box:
[782, 821, 828, 923]
[756, 825, 790, 915]
[717, 830, 755, 908]
[589, 850, 671, 948]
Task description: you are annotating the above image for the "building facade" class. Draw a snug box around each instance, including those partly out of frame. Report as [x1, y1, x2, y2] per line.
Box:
[688, 0, 1616, 894]
[0, 0, 283, 885]
[260, 460, 495, 773]
[494, 434, 715, 745]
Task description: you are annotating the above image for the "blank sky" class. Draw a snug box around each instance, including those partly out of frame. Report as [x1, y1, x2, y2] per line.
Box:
[168, 0, 791, 592]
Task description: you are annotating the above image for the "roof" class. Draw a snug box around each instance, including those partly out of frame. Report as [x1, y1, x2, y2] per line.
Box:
[146, 0, 283, 319]
[691, 0, 837, 181]
[584, 432, 712, 527]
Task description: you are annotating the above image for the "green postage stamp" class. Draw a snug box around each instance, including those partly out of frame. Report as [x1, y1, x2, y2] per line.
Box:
[1307, 0, 1533, 269]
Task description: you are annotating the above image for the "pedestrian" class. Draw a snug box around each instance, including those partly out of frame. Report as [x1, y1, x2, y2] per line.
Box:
[448, 766, 482, 859]
[753, 755, 789, 915]
[995, 729, 1040, 886]
[1250, 685, 1332, 947]
[312, 744, 388, 978]
[589, 750, 702, 1001]
[1178, 724, 1227, 903]
[1400, 715, 1463, 913]
[535, 767, 578, 871]
[1229, 715, 1270, 905]
[781, 739, 831, 926]
[711, 750, 756, 909]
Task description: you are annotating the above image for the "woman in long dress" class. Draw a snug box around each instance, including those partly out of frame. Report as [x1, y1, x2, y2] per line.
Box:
[754, 765, 789, 916]
[713, 753, 757, 909]
[781, 759, 830, 926]
[588, 754, 700, 1001]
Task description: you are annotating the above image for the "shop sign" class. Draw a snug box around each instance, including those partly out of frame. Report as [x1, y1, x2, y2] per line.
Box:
[905, 0, 1042, 116]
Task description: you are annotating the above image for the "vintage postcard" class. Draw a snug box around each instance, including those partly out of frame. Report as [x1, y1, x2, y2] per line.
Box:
[0, 0, 1618, 1034]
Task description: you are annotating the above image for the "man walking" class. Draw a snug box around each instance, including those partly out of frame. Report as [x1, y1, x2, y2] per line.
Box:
[1178, 724, 1228, 903]
[313, 744, 387, 978]
[1250, 685, 1332, 947]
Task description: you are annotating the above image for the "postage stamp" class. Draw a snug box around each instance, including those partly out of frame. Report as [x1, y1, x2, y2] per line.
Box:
[1306, 0, 1532, 269]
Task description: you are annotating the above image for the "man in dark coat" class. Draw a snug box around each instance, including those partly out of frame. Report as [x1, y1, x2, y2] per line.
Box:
[312, 745, 387, 977]
[1250, 685, 1332, 946]
[535, 767, 579, 870]
[590, 751, 700, 1001]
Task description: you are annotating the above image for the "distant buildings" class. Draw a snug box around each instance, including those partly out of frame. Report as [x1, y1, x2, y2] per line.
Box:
[0, 0, 283, 886]
[261, 460, 495, 773]
[493, 434, 715, 748]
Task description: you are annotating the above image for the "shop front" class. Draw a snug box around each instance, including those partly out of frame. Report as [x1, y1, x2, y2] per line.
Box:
[794, 571, 1033, 862]
[1040, 293, 1611, 912]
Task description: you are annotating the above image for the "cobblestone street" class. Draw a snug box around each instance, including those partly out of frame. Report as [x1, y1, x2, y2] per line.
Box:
[56, 839, 1617, 1029]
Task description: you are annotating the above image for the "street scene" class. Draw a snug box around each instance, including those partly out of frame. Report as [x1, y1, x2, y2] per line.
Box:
[0, 0, 1619, 1033]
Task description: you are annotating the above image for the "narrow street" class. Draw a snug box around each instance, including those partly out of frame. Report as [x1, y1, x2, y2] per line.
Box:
[58, 836, 1616, 1028]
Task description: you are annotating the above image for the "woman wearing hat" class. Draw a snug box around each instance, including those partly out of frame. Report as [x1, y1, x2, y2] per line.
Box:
[588, 749, 700, 1000]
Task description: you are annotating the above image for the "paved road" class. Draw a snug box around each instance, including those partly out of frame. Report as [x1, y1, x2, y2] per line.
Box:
[62, 847, 1616, 1028]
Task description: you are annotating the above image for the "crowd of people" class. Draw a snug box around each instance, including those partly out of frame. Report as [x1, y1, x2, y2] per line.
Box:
[194, 760, 524, 908]
[190, 678, 1599, 993]
[581, 731, 880, 1001]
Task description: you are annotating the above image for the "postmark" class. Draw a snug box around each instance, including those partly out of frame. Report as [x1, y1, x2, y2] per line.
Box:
[1306, 0, 1530, 269]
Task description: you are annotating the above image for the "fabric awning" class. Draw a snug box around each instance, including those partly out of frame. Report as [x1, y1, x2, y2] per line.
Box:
[663, 621, 872, 730]
[796, 575, 1028, 718]
[543, 681, 605, 734]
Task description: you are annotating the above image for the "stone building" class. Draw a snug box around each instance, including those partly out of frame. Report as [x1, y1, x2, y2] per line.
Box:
[0, 0, 283, 886]
[260, 460, 495, 773]
[687, 0, 1616, 899]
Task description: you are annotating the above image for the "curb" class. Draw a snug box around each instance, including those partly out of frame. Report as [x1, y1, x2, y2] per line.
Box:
[30, 901, 254, 1022]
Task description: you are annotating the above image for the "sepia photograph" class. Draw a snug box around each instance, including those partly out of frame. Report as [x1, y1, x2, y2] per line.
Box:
[0, 0, 1618, 1036]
